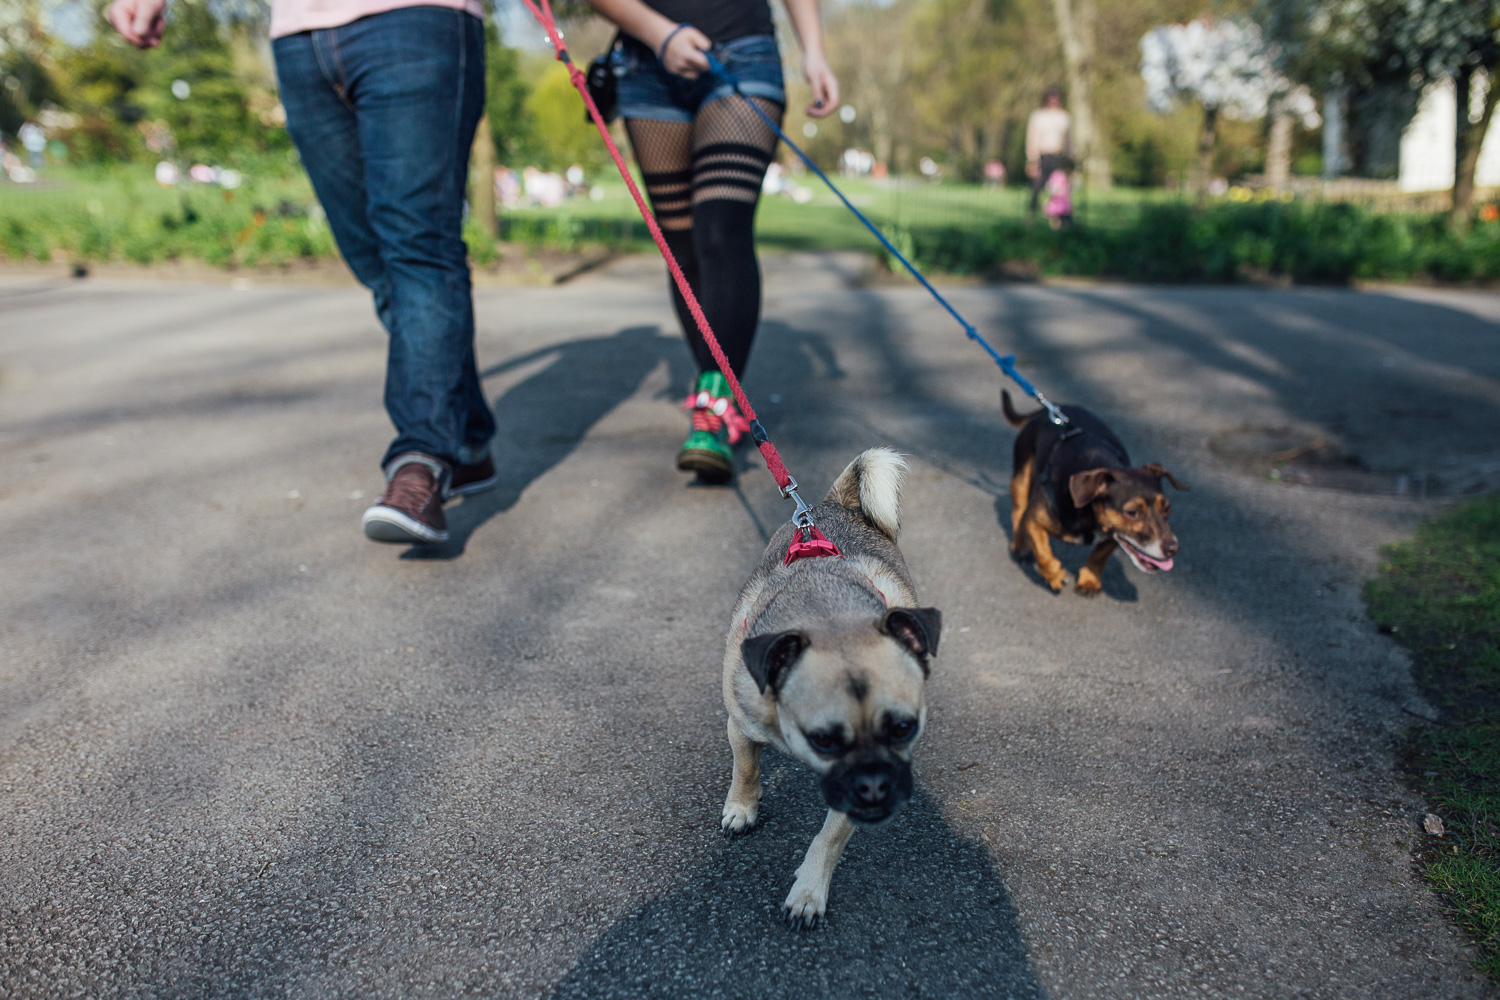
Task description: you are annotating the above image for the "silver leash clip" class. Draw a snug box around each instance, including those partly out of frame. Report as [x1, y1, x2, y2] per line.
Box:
[1034, 391, 1069, 427]
[780, 476, 817, 530]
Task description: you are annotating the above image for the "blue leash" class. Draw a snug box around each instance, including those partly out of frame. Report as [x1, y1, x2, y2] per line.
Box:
[703, 51, 1069, 427]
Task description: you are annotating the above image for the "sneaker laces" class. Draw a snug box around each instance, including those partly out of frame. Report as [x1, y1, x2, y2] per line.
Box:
[682, 390, 751, 444]
[382, 463, 438, 512]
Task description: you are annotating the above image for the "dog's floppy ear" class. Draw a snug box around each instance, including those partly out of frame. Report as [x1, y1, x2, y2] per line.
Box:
[1142, 463, 1190, 491]
[880, 607, 942, 667]
[741, 630, 808, 695]
[1068, 467, 1115, 508]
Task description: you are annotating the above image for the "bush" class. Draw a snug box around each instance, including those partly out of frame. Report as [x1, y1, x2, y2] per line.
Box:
[9, 168, 1500, 288]
[903, 199, 1500, 286]
[0, 167, 338, 267]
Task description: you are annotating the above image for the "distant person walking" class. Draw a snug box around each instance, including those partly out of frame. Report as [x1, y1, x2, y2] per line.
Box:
[587, 0, 838, 484]
[1026, 86, 1072, 220]
[109, 0, 497, 548]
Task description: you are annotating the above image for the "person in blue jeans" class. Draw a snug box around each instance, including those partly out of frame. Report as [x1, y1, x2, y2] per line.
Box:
[110, 0, 498, 546]
[588, 0, 838, 484]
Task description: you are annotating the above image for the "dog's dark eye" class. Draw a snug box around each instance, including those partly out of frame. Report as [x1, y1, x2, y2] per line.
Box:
[1125, 505, 1143, 519]
[886, 719, 918, 744]
[804, 730, 845, 755]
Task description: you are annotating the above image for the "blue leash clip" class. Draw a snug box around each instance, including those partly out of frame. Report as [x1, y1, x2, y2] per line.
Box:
[704, 52, 1069, 427]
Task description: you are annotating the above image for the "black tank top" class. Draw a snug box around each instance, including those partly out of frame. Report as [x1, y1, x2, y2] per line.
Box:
[636, 0, 774, 49]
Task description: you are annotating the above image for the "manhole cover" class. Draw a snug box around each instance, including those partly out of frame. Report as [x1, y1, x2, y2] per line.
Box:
[1208, 425, 1436, 496]
[1209, 425, 1355, 470]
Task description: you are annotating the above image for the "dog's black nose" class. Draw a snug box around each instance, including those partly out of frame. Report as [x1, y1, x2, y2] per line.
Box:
[1164, 538, 1180, 558]
[853, 771, 891, 806]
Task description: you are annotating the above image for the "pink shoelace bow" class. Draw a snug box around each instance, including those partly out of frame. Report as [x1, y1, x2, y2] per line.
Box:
[683, 390, 753, 445]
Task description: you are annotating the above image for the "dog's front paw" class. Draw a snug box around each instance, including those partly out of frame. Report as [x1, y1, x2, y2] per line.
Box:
[782, 878, 827, 931]
[1043, 569, 1071, 592]
[721, 795, 760, 837]
[1075, 568, 1103, 595]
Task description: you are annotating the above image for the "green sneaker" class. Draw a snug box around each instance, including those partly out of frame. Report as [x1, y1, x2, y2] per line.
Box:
[677, 370, 750, 485]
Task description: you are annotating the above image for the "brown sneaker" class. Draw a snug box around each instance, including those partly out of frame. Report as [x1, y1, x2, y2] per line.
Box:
[362, 454, 449, 544]
[446, 452, 497, 499]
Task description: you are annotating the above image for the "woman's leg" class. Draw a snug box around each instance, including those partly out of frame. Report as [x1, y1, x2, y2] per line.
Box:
[625, 114, 741, 482]
[688, 96, 783, 378]
[622, 117, 704, 363]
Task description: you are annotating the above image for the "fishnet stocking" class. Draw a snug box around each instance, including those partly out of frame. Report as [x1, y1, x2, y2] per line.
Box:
[625, 118, 694, 231]
[624, 96, 784, 378]
[691, 97, 782, 205]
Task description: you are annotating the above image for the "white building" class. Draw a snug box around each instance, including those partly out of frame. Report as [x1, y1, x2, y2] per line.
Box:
[1399, 73, 1500, 192]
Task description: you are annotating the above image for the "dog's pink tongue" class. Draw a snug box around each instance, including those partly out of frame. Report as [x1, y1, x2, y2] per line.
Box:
[1141, 552, 1174, 571]
[1118, 535, 1176, 572]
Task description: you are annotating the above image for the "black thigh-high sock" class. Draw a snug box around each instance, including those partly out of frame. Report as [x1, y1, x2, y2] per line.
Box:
[659, 225, 706, 367]
[688, 198, 759, 378]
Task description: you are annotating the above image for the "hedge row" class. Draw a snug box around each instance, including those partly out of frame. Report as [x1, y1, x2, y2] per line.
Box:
[903, 201, 1500, 284]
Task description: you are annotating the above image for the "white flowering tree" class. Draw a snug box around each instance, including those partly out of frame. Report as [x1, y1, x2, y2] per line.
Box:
[1141, 18, 1318, 197]
[1260, 0, 1500, 226]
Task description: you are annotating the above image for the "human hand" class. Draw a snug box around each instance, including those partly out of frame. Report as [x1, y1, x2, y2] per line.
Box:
[108, 0, 167, 48]
[659, 24, 712, 78]
[802, 51, 838, 118]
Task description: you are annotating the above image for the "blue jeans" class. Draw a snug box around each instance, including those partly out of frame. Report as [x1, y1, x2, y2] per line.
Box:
[614, 34, 785, 123]
[273, 7, 493, 471]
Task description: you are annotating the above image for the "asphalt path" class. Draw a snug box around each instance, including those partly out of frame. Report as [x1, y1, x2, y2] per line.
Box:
[3, 256, 1499, 998]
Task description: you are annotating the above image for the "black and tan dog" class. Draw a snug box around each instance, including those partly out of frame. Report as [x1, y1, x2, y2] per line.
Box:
[722, 448, 941, 928]
[1003, 391, 1187, 595]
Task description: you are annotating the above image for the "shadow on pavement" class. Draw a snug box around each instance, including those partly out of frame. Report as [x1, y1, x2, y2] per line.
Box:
[404, 325, 676, 560]
[1052, 286, 1500, 478]
[405, 318, 852, 560]
[549, 756, 1044, 1000]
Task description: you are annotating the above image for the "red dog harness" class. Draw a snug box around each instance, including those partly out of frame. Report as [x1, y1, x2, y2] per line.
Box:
[784, 524, 842, 566]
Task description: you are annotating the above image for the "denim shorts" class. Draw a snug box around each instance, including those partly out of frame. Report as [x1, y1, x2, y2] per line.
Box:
[614, 34, 785, 123]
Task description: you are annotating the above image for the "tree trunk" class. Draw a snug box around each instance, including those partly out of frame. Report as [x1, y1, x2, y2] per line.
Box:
[1321, 88, 1346, 179]
[1266, 103, 1292, 193]
[1452, 66, 1499, 230]
[1192, 106, 1217, 207]
[958, 123, 979, 179]
[1049, 0, 1110, 189]
[846, 12, 903, 172]
[468, 114, 497, 245]
[870, 97, 894, 168]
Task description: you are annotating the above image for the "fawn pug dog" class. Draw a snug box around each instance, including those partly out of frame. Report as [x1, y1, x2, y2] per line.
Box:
[721, 448, 942, 929]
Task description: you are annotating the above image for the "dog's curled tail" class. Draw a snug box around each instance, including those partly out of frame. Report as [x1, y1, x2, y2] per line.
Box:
[827, 448, 908, 542]
[1001, 389, 1039, 428]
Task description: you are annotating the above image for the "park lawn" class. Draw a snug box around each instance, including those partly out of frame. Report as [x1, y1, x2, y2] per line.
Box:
[487, 180, 1500, 283]
[0, 163, 1170, 268]
[512, 173, 1176, 252]
[0, 164, 339, 267]
[1367, 495, 1500, 982]
[7, 164, 1500, 285]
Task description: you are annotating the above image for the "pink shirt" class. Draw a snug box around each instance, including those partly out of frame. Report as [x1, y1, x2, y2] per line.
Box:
[270, 0, 483, 38]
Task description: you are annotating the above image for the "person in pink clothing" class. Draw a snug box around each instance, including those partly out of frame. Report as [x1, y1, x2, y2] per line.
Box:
[1025, 86, 1072, 221]
[110, 0, 499, 549]
[1043, 163, 1073, 228]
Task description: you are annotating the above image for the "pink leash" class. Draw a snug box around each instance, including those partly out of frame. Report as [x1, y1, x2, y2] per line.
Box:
[519, 0, 838, 564]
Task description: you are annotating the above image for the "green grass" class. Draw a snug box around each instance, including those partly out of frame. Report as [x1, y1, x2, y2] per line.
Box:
[513, 174, 1177, 253]
[902, 200, 1500, 283]
[0, 165, 340, 267]
[1367, 495, 1500, 980]
[7, 164, 1500, 286]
